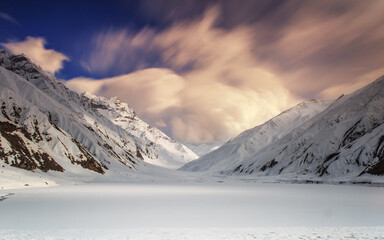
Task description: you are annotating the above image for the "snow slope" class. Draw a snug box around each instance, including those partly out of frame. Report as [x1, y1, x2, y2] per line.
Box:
[182, 76, 384, 181]
[0, 49, 196, 180]
[82, 92, 197, 168]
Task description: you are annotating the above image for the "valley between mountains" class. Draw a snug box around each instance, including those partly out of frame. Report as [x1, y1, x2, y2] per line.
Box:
[0, 49, 384, 188]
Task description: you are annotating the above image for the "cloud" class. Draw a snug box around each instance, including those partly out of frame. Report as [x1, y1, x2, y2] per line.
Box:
[82, 28, 159, 76]
[67, 67, 296, 144]
[0, 12, 19, 25]
[68, 68, 186, 116]
[319, 67, 384, 98]
[70, 1, 384, 144]
[251, 0, 384, 98]
[68, 7, 298, 144]
[1, 37, 69, 75]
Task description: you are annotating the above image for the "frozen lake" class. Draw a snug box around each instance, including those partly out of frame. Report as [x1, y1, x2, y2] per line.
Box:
[0, 182, 384, 239]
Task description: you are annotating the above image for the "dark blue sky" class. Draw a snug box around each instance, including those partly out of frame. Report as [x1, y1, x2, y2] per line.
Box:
[0, 0, 163, 79]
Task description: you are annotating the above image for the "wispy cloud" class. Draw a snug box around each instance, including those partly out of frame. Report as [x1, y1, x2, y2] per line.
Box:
[2, 37, 69, 75]
[251, 0, 384, 98]
[0, 12, 19, 25]
[70, 1, 384, 144]
[83, 28, 158, 75]
[69, 7, 298, 144]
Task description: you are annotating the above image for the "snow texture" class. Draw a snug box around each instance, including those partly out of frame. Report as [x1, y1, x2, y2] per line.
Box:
[1, 227, 383, 240]
[0, 183, 383, 239]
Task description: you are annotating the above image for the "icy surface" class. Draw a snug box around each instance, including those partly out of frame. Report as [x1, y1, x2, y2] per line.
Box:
[1, 227, 383, 240]
[0, 182, 384, 239]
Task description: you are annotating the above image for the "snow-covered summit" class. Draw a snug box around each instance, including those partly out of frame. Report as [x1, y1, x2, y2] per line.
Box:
[79, 91, 197, 168]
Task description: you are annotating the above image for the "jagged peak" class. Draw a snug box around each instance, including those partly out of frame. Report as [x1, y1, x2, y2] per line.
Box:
[0, 48, 56, 82]
[1, 49, 34, 67]
[0, 49, 11, 57]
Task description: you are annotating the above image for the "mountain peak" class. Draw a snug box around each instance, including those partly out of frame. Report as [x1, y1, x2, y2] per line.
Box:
[0, 49, 45, 76]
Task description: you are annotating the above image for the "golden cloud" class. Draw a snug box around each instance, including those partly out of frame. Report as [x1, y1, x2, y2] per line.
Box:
[2, 37, 69, 75]
[68, 2, 384, 143]
[67, 7, 300, 144]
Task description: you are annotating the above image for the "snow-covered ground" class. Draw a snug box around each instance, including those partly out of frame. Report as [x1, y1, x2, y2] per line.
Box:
[1, 227, 383, 240]
[1, 181, 383, 239]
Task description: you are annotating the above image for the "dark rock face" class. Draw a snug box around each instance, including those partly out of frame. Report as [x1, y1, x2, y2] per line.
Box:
[0, 121, 64, 172]
[360, 135, 384, 176]
[71, 138, 106, 174]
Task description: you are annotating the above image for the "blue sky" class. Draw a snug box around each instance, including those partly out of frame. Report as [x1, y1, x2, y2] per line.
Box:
[0, 0, 168, 79]
[1, 0, 383, 144]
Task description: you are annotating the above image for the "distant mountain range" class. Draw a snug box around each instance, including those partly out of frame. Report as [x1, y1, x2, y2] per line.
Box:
[0, 49, 196, 177]
[181, 76, 384, 182]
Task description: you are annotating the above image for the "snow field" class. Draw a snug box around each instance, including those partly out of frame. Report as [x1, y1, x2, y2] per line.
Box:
[0, 227, 383, 240]
[1, 183, 383, 236]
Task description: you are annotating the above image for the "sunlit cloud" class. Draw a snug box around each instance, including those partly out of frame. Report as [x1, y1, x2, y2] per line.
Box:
[67, 67, 296, 144]
[2, 37, 69, 75]
[252, 0, 384, 98]
[68, 6, 298, 144]
[69, 1, 384, 144]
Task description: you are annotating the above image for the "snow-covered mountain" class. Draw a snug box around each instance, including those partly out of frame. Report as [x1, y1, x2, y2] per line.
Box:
[181, 77, 384, 181]
[0, 49, 196, 177]
[81, 92, 197, 168]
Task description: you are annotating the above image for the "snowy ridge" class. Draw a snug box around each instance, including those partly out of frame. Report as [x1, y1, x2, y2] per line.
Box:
[81, 92, 197, 168]
[0, 69, 110, 175]
[181, 76, 384, 181]
[0, 49, 196, 178]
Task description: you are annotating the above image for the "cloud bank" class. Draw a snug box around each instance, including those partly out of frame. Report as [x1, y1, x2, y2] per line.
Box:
[2, 37, 69, 75]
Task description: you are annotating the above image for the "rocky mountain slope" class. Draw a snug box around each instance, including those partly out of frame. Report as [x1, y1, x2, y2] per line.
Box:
[181, 77, 384, 181]
[0, 49, 196, 177]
